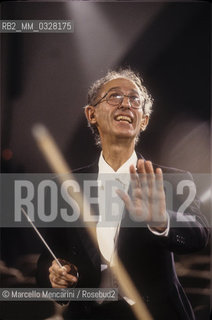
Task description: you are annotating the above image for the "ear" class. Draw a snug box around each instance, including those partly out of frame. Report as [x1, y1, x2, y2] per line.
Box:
[84, 105, 97, 125]
[140, 115, 149, 131]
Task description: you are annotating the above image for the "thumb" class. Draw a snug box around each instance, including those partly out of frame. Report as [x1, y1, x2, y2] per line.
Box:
[116, 189, 132, 212]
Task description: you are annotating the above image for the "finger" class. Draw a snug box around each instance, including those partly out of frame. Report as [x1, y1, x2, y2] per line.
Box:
[51, 279, 69, 289]
[63, 264, 71, 273]
[50, 260, 78, 280]
[51, 260, 67, 276]
[51, 259, 63, 270]
[150, 168, 166, 223]
[144, 161, 155, 189]
[49, 273, 67, 288]
[137, 159, 147, 189]
[136, 159, 146, 174]
[49, 269, 68, 281]
[64, 273, 78, 284]
[51, 283, 68, 289]
[144, 161, 154, 174]
[50, 274, 69, 287]
[129, 164, 140, 189]
[155, 167, 164, 191]
[116, 189, 133, 213]
[129, 164, 136, 174]
[50, 270, 77, 287]
[49, 263, 60, 275]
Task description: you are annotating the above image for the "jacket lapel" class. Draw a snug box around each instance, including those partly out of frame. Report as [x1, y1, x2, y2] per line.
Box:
[73, 159, 101, 267]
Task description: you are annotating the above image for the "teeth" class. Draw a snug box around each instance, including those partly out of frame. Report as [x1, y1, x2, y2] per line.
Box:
[115, 115, 132, 123]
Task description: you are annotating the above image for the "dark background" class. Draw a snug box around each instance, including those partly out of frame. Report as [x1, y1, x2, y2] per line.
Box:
[0, 1, 211, 319]
[1, 1, 210, 174]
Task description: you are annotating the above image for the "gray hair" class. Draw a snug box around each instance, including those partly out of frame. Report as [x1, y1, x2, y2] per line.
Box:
[85, 68, 154, 146]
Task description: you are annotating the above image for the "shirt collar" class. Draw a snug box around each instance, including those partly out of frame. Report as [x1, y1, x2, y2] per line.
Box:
[98, 151, 138, 174]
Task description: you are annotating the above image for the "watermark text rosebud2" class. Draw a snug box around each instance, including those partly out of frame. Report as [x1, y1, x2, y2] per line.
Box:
[1, 173, 210, 228]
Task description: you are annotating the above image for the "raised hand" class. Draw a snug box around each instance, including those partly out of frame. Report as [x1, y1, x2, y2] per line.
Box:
[117, 159, 167, 232]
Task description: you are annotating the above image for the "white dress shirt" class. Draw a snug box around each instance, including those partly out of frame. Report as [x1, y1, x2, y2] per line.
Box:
[97, 151, 138, 263]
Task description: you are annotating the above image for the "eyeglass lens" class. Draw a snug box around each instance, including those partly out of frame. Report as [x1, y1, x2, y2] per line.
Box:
[106, 91, 143, 109]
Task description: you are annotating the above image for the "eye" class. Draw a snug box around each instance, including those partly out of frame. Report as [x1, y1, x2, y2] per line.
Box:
[109, 92, 122, 99]
[130, 95, 139, 101]
[130, 96, 140, 104]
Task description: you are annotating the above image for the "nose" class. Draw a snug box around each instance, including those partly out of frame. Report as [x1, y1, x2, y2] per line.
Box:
[118, 95, 131, 109]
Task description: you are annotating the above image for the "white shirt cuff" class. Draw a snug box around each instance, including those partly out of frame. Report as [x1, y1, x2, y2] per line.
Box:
[147, 212, 170, 237]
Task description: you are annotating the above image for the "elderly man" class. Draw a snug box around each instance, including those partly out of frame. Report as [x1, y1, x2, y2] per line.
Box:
[36, 69, 209, 320]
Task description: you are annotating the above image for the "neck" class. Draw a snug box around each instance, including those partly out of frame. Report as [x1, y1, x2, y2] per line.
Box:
[101, 138, 135, 171]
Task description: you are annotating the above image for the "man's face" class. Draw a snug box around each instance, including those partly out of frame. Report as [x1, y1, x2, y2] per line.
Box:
[87, 78, 149, 143]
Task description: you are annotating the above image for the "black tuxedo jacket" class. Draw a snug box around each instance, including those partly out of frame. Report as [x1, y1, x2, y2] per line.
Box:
[36, 154, 209, 320]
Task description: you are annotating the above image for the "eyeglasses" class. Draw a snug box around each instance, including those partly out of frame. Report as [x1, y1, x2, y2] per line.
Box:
[93, 90, 145, 109]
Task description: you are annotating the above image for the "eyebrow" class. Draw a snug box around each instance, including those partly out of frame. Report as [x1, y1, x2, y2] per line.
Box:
[107, 87, 139, 95]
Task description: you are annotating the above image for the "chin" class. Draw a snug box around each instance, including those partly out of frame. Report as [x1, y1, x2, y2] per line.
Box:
[115, 131, 136, 140]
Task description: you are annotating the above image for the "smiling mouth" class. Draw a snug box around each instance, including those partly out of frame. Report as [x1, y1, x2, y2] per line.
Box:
[114, 115, 133, 124]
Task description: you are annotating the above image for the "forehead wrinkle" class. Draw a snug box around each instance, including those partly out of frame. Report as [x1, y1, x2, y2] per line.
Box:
[106, 86, 140, 95]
